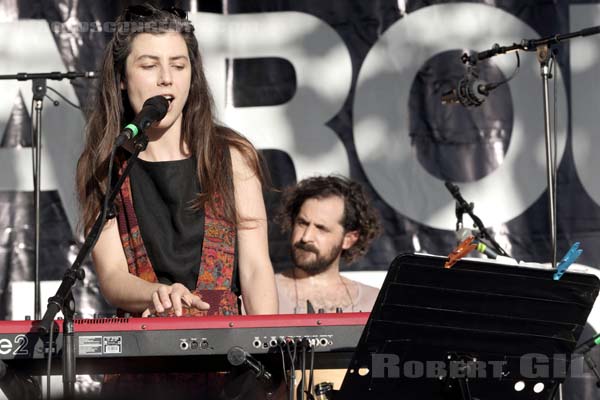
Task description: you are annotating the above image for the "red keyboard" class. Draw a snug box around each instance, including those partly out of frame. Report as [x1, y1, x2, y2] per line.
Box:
[0, 313, 368, 374]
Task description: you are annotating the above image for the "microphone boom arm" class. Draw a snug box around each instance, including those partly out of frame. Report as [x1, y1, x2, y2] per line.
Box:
[463, 25, 600, 66]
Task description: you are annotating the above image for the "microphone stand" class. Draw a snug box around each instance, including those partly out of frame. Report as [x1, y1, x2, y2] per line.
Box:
[462, 25, 600, 269]
[0, 71, 96, 320]
[445, 181, 509, 257]
[583, 353, 600, 388]
[574, 333, 600, 388]
[37, 135, 148, 398]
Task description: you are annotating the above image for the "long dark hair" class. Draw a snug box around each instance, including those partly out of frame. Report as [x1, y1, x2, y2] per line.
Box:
[77, 3, 265, 233]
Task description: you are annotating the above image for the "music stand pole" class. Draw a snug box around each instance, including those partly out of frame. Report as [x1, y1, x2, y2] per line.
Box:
[537, 45, 558, 270]
[469, 26, 600, 269]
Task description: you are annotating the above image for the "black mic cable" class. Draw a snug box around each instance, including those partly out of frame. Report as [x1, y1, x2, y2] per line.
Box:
[575, 333, 600, 354]
[307, 339, 316, 398]
[286, 339, 297, 400]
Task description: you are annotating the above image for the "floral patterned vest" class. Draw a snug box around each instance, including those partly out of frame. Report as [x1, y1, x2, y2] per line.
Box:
[115, 157, 239, 316]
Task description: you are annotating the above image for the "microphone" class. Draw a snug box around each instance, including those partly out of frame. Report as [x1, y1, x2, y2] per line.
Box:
[473, 240, 498, 260]
[227, 346, 273, 385]
[441, 72, 498, 107]
[455, 228, 498, 259]
[115, 95, 169, 146]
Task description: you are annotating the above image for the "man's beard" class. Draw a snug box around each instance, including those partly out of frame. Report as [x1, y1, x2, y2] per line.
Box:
[291, 240, 343, 275]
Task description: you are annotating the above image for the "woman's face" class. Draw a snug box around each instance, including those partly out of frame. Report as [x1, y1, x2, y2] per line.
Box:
[122, 32, 192, 132]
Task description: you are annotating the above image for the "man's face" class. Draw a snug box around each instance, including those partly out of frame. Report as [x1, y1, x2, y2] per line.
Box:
[291, 196, 356, 274]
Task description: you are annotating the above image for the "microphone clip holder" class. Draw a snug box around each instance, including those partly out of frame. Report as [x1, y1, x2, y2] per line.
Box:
[454, 195, 473, 232]
[445, 181, 509, 258]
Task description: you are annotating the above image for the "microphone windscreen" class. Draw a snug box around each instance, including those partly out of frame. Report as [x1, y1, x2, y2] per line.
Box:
[227, 346, 247, 367]
[144, 95, 169, 118]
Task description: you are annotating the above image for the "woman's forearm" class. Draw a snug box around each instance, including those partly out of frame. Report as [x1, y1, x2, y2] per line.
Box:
[99, 270, 164, 313]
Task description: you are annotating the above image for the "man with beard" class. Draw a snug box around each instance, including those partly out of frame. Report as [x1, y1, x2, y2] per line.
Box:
[274, 176, 382, 314]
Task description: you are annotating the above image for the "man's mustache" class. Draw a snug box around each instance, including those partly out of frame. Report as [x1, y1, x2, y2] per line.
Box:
[294, 242, 318, 254]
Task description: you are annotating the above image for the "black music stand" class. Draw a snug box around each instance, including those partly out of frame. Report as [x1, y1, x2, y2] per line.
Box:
[339, 254, 600, 399]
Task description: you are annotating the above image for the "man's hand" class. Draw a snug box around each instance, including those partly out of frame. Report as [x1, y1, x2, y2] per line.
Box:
[141, 283, 210, 317]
